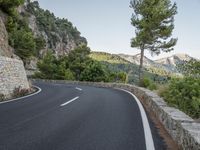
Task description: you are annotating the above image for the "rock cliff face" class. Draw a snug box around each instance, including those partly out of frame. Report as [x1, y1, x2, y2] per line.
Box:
[0, 11, 13, 58]
[0, 11, 30, 97]
[19, 0, 87, 57]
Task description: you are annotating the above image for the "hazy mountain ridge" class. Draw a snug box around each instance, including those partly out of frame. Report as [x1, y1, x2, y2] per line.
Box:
[155, 53, 194, 65]
[119, 53, 196, 72]
[91, 51, 197, 73]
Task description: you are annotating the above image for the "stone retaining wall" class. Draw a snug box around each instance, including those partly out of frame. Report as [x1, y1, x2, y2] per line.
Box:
[0, 56, 30, 98]
[31, 79, 200, 149]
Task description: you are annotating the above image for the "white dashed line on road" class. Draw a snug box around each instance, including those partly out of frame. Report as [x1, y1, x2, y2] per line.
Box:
[60, 96, 79, 107]
[75, 87, 82, 91]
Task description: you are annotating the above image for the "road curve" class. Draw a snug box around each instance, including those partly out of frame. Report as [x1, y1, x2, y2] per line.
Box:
[0, 81, 166, 150]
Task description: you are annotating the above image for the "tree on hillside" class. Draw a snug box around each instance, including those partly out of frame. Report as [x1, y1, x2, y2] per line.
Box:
[0, 0, 24, 14]
[68, 44, 91, 80]
[130, 0, 177, 82]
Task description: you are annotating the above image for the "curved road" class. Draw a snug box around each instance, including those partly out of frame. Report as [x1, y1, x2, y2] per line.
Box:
[0, 81, 166, 150]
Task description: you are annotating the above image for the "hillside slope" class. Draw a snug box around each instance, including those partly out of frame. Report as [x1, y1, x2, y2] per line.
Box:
[19, 0, 87, 57]
[0, 0, 86, 60]
[0, 10, 13, 57]
[90, 52, 129, 64]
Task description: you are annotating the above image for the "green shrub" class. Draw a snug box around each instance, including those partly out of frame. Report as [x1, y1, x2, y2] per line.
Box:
[80, 60, 107, 82]
[161, 77, 200, 118]
[140, 77, 157, 90]
[0, 0, 24, 14]
[13, 29, 36, 61]
[148, 83, 157, 90]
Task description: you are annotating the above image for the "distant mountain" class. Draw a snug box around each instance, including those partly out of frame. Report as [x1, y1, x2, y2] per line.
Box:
[118, 53, 197, 73]
[118, 53, 157, 67]
[155, 54, 195, 72]
[91, 51, 198, 75]
[118, 53, 173, 72]
[155, 53, 193, 66]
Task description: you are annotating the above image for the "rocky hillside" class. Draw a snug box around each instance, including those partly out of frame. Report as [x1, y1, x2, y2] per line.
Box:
[0, 0, 86, 62]
[0, 10, 13, 57]
[20, 0, 87, 57]
[118, 53, 157, 67]
[155, 53, 194, 66]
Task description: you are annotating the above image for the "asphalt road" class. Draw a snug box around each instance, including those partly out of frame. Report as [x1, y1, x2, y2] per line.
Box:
[0, 81, 166, 150]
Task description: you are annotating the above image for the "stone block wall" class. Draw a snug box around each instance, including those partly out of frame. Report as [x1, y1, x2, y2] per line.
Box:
[0, 56, 30, 98]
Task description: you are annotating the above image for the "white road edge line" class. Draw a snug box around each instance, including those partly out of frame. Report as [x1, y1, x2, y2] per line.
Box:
[75, 87, 82, 91]
[0, 86, 42, 105]
[116, 88, 155, 150]
[60, 96, 79, 107]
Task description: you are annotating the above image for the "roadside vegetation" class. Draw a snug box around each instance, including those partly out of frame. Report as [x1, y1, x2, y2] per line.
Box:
[129, 0, 199, 119]
[158, 60, 200, 119]
[34, 45, 127, 83]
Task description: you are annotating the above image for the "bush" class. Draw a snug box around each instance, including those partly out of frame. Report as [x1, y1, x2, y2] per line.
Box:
[12, 87, 30, 98]
[161, 77, 200, 118]
[80, 60, 107, 82]
[140, 77, 157, 90]
[14, 30, 36, 60]
[0, 94, 5, 101]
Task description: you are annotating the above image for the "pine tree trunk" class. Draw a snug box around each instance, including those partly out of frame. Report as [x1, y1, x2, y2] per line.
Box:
[139, 47, 144, 82]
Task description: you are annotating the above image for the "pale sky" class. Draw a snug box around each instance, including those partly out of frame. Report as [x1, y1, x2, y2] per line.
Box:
[37, 0, 200, 60]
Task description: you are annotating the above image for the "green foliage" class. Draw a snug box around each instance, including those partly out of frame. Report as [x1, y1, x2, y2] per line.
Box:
[68, 45, 91, 80]
[11, 29, 36, 61]
[0, 0, 24, 14]
[35, 51, 60, 79]
[109, 72, 127, 83]
[35, 36, 46, 56]
[130, 0, 177, 80]
[130, 0, 177, 53]
[177, 59, 200, 78]
[6, 16, 16, 32]
[80, 60, 108, 82]
[1, 0, 46, 62]
[140, 77, 157, 90]
[161, 77, 200, 118]
[35, 45, 127, 83]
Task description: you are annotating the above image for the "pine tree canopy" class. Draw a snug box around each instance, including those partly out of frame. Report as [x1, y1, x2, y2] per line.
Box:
[130, 0, 178, 55]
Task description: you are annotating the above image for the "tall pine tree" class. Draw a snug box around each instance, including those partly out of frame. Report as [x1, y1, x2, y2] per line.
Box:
[130, 0, 177, 82]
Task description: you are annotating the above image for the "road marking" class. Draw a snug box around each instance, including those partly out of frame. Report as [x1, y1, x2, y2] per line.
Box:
[0, 86, 42, 105]
[116, 88, 155, 150]
[60, 96, 79, 107]
[75, 87, 82, 91]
